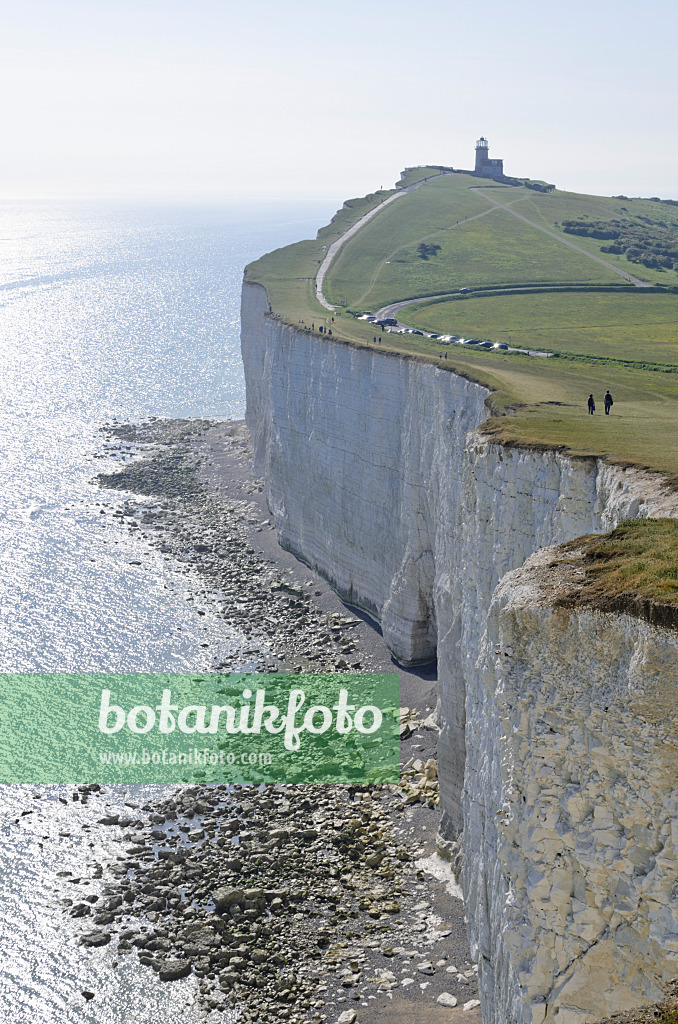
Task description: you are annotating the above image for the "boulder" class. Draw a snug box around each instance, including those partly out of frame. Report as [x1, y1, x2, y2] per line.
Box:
[158, 960, 192, 982]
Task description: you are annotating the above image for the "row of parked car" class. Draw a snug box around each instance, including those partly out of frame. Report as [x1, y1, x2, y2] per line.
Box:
[392, 328, 509, 351]
[355, 311, 509, 352]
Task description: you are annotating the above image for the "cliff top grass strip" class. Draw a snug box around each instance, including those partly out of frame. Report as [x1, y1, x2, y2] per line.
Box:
[397, 165, 455, 188]
[558, 519, 678, 620]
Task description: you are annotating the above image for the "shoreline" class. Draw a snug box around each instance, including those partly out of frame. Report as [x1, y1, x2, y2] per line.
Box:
[87, 416, 480, 1023]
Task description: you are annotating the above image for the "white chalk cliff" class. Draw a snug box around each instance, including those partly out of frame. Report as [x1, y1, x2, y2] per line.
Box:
[241, 280, 678, 1023]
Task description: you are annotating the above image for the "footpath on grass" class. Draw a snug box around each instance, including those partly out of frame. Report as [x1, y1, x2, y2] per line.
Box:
[316, 172, 454, 311]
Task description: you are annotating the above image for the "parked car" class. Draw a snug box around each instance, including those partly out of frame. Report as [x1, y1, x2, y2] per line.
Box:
[494, 342, 509, 350]
[464, 338, 478, 345]
[411, 330, 424, 336]
[459, 287, 470, 293]
[479, 342, 493, 349]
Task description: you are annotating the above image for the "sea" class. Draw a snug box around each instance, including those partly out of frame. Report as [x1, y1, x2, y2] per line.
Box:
[0, 199, 339, 1021]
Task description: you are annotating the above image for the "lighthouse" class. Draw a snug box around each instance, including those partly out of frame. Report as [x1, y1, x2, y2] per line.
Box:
[474, 137, 504, 178]
[475, 137, 490, 173]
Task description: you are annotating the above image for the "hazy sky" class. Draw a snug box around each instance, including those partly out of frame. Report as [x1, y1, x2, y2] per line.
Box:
[2, 0, 676, 202]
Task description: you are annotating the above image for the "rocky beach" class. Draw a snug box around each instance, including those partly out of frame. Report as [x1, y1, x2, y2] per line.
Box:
[68, 417, 482, 1022]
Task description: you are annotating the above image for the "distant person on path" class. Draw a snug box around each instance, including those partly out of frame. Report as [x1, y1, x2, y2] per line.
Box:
[587, 394, 595, 415]
[604, 390, 613, 415]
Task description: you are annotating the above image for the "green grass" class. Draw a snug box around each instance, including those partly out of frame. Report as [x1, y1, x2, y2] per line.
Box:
[397, 165, 454, 187]
[407, 291, 678, 364]
[570, 520, 678, 606]
[556, 519, 678, 629]
[245, 238, 323, 321]
[323, 175, 636, 310]
[456, 348, 678, 478]
[519, 187, 678, 287]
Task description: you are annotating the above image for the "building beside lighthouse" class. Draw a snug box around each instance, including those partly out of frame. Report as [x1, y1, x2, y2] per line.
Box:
[474, 137, 504, 178]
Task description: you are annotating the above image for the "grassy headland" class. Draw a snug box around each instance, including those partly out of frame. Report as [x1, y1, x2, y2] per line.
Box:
[245, 168, 678, 483]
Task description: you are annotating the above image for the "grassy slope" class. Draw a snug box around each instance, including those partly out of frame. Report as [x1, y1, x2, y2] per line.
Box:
[518, 187, 678, 287]
[566, 520, 678, 607]
[324, 175, 631, 310]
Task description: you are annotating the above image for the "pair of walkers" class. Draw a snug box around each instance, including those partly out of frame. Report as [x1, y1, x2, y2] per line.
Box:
[587, 391, 613, 415]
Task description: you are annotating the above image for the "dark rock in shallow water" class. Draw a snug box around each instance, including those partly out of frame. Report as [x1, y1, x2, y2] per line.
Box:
[80, 930, 111, 947]
[158, 959, 192, 981]
[69, 903, 92, 918]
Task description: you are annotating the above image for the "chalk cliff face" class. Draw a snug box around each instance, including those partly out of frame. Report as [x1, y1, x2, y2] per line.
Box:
[241, 280, 678, 1023]
[466, 549, 678, 1024]
[242, 281, 489, 666]
[439, 433, 678, 838]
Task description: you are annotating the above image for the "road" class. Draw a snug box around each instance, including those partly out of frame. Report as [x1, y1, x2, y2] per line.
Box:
[315, 172, 454, 311]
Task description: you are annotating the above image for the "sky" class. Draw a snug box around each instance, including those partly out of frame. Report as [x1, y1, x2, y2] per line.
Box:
[2, 0, 677, 202]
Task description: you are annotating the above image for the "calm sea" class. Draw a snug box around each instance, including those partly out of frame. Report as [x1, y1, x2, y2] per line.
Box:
[0, 199, 338, 1021]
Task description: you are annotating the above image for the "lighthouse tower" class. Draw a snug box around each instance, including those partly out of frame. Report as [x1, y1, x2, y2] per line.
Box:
[474, 136, 504, 178]
[475, 137, 490, 173]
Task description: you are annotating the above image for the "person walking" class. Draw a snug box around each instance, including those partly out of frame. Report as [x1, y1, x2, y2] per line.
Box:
[587, 394, 595, 415]
[604, 390, 613, 415]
